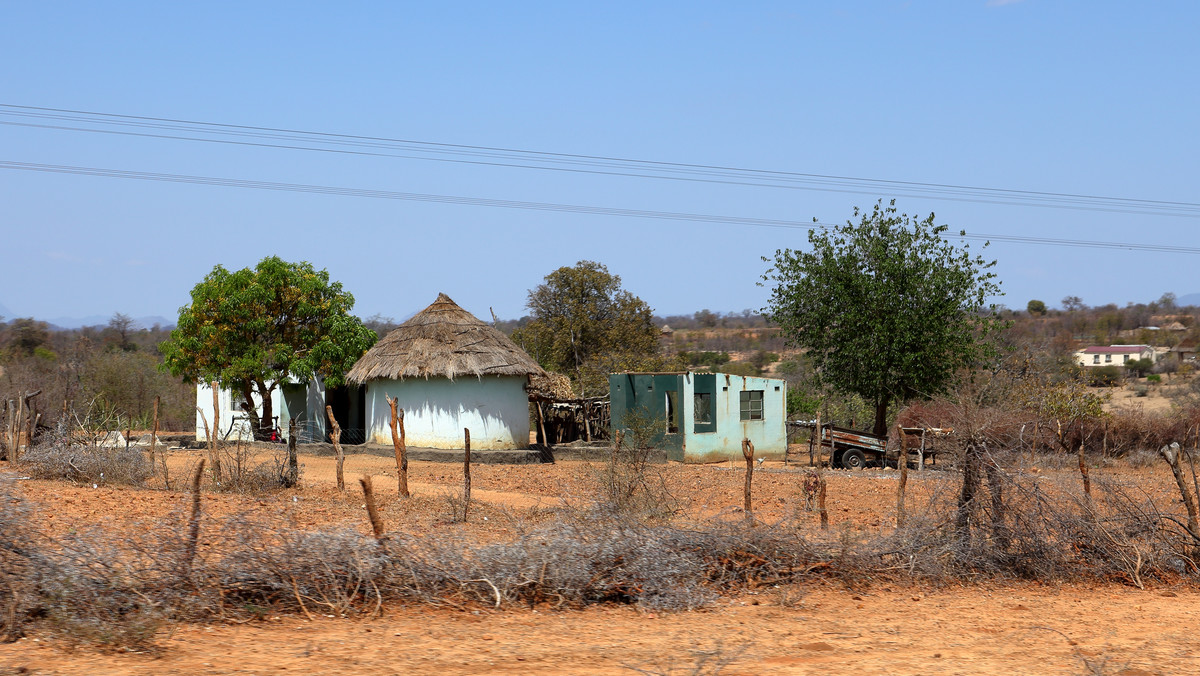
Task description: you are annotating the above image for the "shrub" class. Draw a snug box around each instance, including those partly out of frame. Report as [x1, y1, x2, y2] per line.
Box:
[1087, 366, 1123, 387]
[19, 438, 153, 487]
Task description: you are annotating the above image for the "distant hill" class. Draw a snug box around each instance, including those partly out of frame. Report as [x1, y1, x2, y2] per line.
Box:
[0, 301, 12, 320]
[1178, 293, 1200, 308]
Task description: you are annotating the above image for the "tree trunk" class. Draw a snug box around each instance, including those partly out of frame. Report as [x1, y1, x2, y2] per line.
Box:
[872, 397, 889, 438]
[956, 441, 983, 540]
[256, 379, 274, 441]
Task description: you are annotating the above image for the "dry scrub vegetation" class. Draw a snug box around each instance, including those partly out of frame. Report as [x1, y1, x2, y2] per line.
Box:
[2, 432, 1200, 655]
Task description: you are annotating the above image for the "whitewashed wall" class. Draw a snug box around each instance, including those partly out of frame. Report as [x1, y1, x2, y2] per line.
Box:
[364, 376, 530, 450]
[195, 383, 286, 441]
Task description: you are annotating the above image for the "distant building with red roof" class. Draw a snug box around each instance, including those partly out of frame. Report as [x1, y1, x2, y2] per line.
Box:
[1074, 344, 1155, 367]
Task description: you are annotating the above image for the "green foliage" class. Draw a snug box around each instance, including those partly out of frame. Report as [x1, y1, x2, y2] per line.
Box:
[717, 362, 759, 377]
[680, 351, 730, 368]
[1086, 365, 1123, 387]
[160, 256, 376, 435]
[1026, 299, 1047, 316]
[786, 387, 820, 417]
[1125, 357, 1154, 378]
[512, 261, 661, 396]
[763, 200, 1003, 436]
[1146, 373, 1162, 383]
[3, 318, 51, 357]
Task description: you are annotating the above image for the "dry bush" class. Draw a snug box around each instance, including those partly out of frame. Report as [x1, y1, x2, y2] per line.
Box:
[209, 444, 296, 494]
[589, 408, 683, 520]
[0, 476, 46, 642]
[18, 436, 153, 487]
[212, 519, 388, 618]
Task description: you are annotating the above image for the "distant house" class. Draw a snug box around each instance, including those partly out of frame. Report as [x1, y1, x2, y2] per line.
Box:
[1074, 344, 1155, 367]
[346, 293, 545, 450]
[1171, 338, 1198, 363]
[609, 371, 787, 462]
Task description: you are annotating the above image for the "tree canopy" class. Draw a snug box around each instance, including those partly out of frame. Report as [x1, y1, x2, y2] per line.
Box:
[160, 256, 376, 438]
[763, 200, 1003, 437]
[512, 261, 664, 395]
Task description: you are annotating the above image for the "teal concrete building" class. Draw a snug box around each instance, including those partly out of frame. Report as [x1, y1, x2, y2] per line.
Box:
[608, 372, 787, 462]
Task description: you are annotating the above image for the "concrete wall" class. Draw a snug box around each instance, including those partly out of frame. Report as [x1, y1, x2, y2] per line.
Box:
[682, 372, 787, 462]
[364, 376, 531, 450]
[609, 372, 787, 462]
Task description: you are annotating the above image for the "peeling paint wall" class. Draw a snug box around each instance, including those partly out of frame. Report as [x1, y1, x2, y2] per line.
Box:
[363, 376, 530, 450]
[609, 372, 787, 462]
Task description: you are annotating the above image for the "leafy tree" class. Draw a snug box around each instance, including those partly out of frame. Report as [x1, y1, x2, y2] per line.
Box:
[1125, 357, 1154, 378]
[512, 261, 663, 395]
[160, 256, 376, 439]
[1026, 299, 1047, 316]
[106, 312, 138, 352]
[763, 200, 1003, 437]
[1061, 295, 1086, 312]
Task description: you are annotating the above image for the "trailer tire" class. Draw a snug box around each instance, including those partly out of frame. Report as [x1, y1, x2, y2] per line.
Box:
[841, 449, 867, 470]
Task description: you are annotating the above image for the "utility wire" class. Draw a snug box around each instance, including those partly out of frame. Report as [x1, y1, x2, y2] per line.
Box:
[2, 103, 1198, 219]
[3, 159, 1197, 255]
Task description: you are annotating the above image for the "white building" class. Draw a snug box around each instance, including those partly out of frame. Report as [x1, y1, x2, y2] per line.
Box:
[1074, 344, 1155, 367]
[345, 293, 545, 450]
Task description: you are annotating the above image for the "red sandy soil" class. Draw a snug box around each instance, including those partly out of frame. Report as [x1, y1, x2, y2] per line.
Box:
[0, 451, 1196, 674]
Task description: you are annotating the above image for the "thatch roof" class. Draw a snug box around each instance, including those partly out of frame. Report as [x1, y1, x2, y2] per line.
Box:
[346, 293, 545, 383]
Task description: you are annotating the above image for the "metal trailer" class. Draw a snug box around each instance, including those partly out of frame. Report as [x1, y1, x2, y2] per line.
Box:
[792, 422, 944, 469]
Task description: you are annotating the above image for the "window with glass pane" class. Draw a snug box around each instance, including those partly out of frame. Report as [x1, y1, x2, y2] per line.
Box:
[694, 392, 712, 424]
[739, 390, 763, 421]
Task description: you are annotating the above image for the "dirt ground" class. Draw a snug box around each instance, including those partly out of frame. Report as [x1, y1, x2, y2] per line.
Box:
[1, 450, 1197, 674]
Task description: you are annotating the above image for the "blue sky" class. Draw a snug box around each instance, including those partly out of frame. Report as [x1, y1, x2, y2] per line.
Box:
[1, 1, 1197, 325]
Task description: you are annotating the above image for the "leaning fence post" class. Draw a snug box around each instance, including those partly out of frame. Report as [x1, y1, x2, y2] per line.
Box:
[326, 405, 345, 491]
[387, 396, 409, 498]
[283, 418, 299, 488]
[359, 475, 385, 540]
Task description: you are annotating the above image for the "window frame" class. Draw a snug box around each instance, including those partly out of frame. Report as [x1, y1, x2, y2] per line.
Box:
[739, 390, 764, 421]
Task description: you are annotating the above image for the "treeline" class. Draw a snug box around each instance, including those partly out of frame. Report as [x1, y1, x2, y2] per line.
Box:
[1007, 293, 1199, 350]
[0, 314, 194, 432]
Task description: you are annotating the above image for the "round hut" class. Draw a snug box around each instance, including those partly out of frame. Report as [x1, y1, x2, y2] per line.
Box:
[346, 293, 545, 450]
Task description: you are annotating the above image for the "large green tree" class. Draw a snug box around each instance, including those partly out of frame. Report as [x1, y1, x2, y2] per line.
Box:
[161, 256, 376, 438]
[512, 261, 662, 395]
[763, 200, 1003, 437]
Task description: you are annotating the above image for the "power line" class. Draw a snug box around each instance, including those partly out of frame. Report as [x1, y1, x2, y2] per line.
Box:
[2, 103, 1198, 219]
[3, 159, 1198, 255]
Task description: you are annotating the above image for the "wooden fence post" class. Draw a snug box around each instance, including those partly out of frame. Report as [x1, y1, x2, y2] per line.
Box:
[149, 395, 160, 469]
[326, 405, 345, 491]
[387, 396, 409, 498]
[1077, 441, 1092, 502]
[896, 423, 908, 528]
[359, 475, 385, 540]
[463, 428, 472, 522]
[742, 438, 755, 520]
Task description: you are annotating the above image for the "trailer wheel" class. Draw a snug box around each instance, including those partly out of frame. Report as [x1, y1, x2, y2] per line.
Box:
[841, 449, 867, 470]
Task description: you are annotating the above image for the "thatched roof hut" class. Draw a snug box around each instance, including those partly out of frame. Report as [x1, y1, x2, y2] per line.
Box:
[348, 293, 544, 450]
[347, 293, 544, 383]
